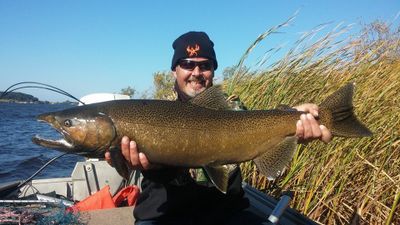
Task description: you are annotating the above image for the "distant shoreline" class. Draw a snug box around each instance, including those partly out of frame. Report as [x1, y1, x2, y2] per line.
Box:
[0, 99, 77, 105]
[0, 99, 48, 104]
[0, 91, 77, 105]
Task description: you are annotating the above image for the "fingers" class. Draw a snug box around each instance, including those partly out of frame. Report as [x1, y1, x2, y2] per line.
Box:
[308, 107, 319, 118]
[296, 120, 304, 139]
[296, 113, 331, 143]
[306, 113, 322, 138]
[301, 114, 312, 139]
[105, 151, 112, 166]
[139, 152, 151, 170]
[294, 103, 332, 144]
[128, 140, 140, 169]
[294, 103, 319, 117]
[320, 125, 333, 143]
[298, 113, 320, 139]
[120, 136, 154, 170]
[121, 136, 132, 165]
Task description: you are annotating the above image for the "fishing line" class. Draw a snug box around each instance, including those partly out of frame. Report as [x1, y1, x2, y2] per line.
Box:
[1, 81, 86, 105]
[17, 152, 87, 189]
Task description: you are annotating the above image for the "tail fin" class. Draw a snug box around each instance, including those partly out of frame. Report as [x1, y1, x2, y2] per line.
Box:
[319, 83, 372, 137]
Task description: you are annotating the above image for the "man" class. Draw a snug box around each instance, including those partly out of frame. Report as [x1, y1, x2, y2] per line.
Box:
[105, 31, 332, 225]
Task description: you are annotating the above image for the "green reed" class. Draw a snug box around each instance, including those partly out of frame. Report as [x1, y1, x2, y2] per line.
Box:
[225, 20, 400, 224]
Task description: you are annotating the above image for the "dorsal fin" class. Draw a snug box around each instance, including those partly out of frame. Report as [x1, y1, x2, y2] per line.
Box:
[189, 85, 230, 110]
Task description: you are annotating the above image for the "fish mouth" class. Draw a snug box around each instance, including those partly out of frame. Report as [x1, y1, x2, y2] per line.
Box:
[32, 134, 74, 149]
[32, 114, 75, 150]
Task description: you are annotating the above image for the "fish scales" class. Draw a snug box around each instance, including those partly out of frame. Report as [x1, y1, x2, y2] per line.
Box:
[32, 83, 372, 193]
[99, 100, 302, 166]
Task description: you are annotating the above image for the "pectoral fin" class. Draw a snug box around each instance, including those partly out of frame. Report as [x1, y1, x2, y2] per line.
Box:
[109, 146, 131, 180]
[253, 136, 298, 180]
[204, 165, 230, 194]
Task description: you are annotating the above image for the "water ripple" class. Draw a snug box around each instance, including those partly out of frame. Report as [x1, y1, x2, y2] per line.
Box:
[0, 103, 85, 183]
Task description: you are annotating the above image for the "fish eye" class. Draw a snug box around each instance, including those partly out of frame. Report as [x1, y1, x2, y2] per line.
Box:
[64, 119, 72, 127]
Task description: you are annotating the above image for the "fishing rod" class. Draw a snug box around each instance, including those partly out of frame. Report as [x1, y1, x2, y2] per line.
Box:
[1, 81, 86, 105]
[17, 152, 75, 189]
[16, 152, 89, 192]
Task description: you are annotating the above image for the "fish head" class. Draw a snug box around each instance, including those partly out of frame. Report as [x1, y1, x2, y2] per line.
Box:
[32, 108, 116, 157]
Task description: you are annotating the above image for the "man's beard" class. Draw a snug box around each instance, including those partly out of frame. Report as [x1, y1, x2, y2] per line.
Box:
[186, 76, 207, 97]
[174, 77, 213, 102]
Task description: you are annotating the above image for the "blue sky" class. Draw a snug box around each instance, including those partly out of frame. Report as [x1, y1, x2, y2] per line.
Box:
[1, 1, 399, 102]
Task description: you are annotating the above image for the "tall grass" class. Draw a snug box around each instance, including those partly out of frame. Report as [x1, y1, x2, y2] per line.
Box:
[225, 20, 400, 224]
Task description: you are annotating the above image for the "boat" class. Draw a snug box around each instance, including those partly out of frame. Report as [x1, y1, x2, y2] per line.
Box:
[0, 159, 317, 225]
[0, 93, 317, 225]
[78, 93, 131, 106]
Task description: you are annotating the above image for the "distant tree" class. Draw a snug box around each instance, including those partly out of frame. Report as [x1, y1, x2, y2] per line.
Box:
[222, 66, 237, 81]
[139, 88, 152, 99]
[153, 71, 176, 100]
[120, 86, 135, 98]
[0, 91, 39, 102]
[222, 65, 250, 81]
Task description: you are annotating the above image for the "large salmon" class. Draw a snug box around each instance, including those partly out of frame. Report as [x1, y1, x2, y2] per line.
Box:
[32, 83, 372, 193]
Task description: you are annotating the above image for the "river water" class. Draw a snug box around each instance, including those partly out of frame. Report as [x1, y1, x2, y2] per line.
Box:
[0, 103, 84, 184]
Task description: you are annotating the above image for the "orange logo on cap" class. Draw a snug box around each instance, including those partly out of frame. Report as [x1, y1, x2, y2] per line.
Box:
[186, 44, 200, 57]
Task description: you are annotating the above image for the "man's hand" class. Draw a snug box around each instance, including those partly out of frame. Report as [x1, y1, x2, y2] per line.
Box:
[105, 136, 153, 170]
[294, 103, 332, 143]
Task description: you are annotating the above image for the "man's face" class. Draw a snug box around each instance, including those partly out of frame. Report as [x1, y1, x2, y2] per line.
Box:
[173, 57, 214, 97]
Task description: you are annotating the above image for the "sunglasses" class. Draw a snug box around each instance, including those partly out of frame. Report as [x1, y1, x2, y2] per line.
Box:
[178, 59, 213, 71]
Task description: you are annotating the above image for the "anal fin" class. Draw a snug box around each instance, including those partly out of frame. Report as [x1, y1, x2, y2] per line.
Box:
[253, 136, 298, 180]
[204, 165, 230, 194]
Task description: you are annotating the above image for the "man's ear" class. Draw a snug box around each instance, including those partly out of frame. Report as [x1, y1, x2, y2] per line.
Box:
[172, 70, 177, 78]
